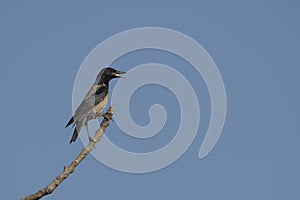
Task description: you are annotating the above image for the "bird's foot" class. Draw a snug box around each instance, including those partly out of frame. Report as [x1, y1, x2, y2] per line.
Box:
[103, 113, 113, 121]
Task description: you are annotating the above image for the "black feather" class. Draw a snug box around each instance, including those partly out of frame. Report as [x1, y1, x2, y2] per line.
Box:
[69, 120, 83, 143]
[65, 117, 74, 128]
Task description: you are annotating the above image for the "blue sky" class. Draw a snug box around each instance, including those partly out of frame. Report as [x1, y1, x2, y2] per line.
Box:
[1, 1, 299, 199]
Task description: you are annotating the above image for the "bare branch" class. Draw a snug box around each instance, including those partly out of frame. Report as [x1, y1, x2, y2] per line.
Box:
[21, 106, 114, 200]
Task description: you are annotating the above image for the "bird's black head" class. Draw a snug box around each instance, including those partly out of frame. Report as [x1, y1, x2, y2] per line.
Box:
[96, 67, 126, 84]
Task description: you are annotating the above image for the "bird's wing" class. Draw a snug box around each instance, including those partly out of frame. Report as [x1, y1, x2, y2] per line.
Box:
[83, 84, 102, 100]
[73, 85, 108, 121]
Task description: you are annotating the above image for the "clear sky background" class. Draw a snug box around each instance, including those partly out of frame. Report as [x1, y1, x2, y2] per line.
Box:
[1, 1, 299, 199]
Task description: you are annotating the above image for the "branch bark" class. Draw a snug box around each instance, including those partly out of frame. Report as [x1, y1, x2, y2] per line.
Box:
[21, 106, 114, 200]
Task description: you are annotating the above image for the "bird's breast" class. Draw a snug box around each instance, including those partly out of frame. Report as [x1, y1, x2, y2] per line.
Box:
[93, 94, 108, 115]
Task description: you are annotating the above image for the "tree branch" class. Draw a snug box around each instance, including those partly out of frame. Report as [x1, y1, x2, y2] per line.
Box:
[21, 106, 114, 200]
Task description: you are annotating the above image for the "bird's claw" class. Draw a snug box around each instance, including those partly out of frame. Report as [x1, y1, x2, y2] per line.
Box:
[103, 115, 109, 121]
[103, 113, 113, 121]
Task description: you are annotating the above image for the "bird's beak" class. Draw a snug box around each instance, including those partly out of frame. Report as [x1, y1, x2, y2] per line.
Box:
[113, 70, 126, 78]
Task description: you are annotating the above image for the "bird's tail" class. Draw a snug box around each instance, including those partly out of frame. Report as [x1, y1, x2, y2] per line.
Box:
[69, 120, 83, 143]
[65, 117, 74, 128]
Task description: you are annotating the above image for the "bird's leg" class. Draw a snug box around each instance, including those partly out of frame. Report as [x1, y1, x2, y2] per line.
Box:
[84, 119, 95, 143]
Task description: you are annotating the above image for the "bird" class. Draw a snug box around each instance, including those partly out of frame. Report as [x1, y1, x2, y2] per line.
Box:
[65, 67, 126, 143]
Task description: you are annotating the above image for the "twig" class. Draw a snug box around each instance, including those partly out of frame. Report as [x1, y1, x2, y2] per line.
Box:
[21, 106, 114, 200]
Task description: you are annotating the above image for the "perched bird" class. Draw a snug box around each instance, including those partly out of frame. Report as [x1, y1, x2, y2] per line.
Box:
[66, 67, 126, 143]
